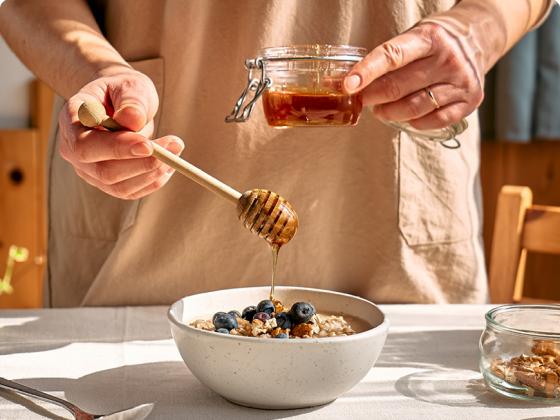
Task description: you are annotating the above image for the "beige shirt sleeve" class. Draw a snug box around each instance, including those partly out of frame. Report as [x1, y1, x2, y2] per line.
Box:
[531, 0, 556, 29]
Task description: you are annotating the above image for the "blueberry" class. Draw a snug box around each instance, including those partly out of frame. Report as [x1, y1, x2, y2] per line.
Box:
[288, 302, 316, 324]
[253, 312, 271, 322]
[275, 312, 292, 329]
[275, 333, 289, 339]
[228, 310, 241, 319]
[256, 299, 275, 315]
[241, 306, 257, 321]
[213, 312, 238, 331]
[212, 312, 227, 323]
[216, 328, 230, 334]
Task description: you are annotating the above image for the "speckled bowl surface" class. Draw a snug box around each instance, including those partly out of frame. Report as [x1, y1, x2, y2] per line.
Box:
[168, 286, 389, 409]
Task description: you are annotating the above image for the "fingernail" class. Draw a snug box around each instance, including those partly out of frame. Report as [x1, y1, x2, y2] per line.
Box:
[345, 74, 362, 91]
[115, 104, 147, 131]
[131, 142, 152, 156]
[169, 139, 185, 154]
[116, 103, 144, 116]
[166, 167, 174, 174]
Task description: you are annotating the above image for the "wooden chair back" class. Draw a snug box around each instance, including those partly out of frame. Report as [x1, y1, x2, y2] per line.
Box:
[489, 185, 560, 303]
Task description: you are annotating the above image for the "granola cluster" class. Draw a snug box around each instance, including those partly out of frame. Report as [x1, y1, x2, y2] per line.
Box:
[190, 298, 355, 339]
[491, 340, 560, 398]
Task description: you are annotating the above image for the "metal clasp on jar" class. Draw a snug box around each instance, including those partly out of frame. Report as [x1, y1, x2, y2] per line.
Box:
[380, 119, 467, 149]
[225, 57, 271, 123]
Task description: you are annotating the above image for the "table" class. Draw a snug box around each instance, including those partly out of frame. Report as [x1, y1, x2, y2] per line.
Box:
[1, 305, 559, 419]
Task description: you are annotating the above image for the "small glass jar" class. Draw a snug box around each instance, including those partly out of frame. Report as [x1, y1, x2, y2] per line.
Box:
[226, 44, 365, 127]
[226, 44, 467, 148]
[479, 305, 560, 402]
[260, 45, 366, 127]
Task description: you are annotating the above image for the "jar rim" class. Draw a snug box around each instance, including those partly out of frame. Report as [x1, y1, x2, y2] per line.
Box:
[259, 44, 367, 62]
[485, 304, 560, 339]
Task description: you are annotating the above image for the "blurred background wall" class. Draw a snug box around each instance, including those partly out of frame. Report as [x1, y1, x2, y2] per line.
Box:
[0, 37, 33, 128]
[479, 7, 560, 301]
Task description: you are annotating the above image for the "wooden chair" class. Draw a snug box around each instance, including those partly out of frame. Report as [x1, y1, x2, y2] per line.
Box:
[489, 185, 560, 303]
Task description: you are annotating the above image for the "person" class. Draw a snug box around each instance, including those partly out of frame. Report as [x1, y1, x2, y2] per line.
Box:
[0, 0, 554, 307]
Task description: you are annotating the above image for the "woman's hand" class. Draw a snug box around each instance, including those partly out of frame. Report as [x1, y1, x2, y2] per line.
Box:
[58, 68, 185, 200]
[344, 22, 485, 130]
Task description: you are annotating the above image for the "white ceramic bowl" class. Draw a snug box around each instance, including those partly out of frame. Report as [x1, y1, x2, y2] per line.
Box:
[168, 286, 389, 409]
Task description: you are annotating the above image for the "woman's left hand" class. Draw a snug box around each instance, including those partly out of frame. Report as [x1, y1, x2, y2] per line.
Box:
[344, 22, 485, 130]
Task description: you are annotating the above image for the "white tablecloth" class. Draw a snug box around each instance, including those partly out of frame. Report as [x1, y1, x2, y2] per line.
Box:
[1, 305, 559, 419]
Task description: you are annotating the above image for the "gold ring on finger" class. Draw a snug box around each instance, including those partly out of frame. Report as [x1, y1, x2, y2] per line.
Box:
[424, 87, 440, 109]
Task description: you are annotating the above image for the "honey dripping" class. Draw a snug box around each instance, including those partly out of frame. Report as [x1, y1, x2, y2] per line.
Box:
[262, 90, 362, 127]
[270, 244, 280, 300]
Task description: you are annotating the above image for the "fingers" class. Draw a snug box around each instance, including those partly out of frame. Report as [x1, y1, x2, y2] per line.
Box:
[343, 21, 485, 130]
[362, 57, 446, 106]
[109, 72, 159, 132]
[408, 102, 473, 130]
[373, 83, 465, 122]
[60, 131, 185, 199]
[125, 175, 174, 200]
[73, 156, 163, 186]
[69, 135, 185, 186]
[61, 128, 153, 163]
[76, 164, 173, 200]
[344, 25, 434, 94]
[152, 135, 185, 155]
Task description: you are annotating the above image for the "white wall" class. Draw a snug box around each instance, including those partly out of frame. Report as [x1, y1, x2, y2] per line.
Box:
[0, 36, 34, 128]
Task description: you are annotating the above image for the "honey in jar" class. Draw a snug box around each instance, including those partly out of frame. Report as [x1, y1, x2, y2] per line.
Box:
[262, 89, 363, 127]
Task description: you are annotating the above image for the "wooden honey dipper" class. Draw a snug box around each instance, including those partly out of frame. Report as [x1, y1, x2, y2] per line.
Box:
[78, 100, 298, 246]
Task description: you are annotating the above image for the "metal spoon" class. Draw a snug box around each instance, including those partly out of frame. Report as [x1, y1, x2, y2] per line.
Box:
[0, 377, 153, 419]
[78, 100, 298, 246]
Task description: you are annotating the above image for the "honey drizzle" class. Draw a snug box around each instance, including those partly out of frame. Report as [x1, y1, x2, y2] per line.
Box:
[270, 244, 280, 300]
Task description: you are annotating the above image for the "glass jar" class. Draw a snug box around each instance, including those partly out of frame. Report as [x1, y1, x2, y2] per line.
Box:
[226, 44, 467, 148]
[261, 45, 366, 127]
[479, 305, 560, 402]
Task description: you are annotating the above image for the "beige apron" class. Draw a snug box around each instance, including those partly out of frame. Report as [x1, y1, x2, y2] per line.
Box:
[45, 0, 487, 307]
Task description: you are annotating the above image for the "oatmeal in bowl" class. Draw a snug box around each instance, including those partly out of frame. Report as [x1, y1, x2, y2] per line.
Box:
[168, 286, 388, 409]
[190, 298, 357, 339]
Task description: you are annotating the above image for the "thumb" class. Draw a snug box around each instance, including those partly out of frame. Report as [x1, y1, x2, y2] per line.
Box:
[113, 104, 147, 132]
[111, 75, 158, 132]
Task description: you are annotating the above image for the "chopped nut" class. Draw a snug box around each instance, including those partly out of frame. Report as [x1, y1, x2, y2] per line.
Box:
[191, 319, 214, 331]
[272, 299, 284, 313]
[292, 323, 314, 338]
[265, 318, 277, 329]
[271, 328, 289, 337]
[532, 341, 560, 358]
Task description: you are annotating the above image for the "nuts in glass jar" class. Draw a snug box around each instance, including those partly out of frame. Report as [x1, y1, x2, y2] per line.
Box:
[490, 340, 560, 399]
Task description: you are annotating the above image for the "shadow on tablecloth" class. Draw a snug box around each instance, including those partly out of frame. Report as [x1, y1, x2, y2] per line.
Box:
[378, 328, 554, 410]
[6, 362, 327, 419]
[0, 308, 171, 356]
[522, 417, 560, 420]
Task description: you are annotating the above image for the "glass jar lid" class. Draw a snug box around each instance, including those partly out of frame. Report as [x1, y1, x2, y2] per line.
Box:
[259, 44, 367, 62]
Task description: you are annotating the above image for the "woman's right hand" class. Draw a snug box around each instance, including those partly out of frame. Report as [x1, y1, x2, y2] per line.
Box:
[58, 67, 185, 200]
